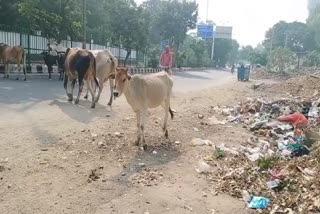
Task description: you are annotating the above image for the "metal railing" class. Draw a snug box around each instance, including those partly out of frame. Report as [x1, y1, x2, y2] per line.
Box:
[0, 24, 145, 67]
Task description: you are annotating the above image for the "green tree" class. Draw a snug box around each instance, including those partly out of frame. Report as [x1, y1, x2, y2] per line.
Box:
[229, 39, 240, 65]
[307, 6, 320, 49]
[0, 0, 21, 26]
[267, 48, 297, 73]
[238, 45, 254, 62]
[18, 0, 82, 40]
[143, 0, 198, 50]
[263, 21, 314, 52]
[213, 38, 232, 67]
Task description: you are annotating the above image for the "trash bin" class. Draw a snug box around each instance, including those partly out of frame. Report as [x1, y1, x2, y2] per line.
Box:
[237, 66, 245, 81]
[244, 67, 250, 81]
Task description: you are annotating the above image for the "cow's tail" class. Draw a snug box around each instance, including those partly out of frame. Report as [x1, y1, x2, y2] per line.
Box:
[108, 50, 118, 75]
[23, 48, 27, 80]
[90, 52, 99, 89]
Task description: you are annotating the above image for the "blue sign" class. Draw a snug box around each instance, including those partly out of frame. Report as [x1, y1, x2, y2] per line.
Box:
[161, 41, 168, 51]
[197, 24, 214, 39]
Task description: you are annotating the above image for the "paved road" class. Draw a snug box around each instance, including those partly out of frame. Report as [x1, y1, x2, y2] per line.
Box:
[0, 69, 232, 133]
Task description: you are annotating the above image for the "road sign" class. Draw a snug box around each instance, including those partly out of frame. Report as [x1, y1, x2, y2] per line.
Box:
[197, 24, 214, 39]
[215, 26, 232, 39]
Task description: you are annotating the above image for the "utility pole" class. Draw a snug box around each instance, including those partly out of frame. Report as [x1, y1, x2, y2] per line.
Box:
[284, 32, 288, 49]
[206, 0, 209, 23]
[82, 0, 86, 49]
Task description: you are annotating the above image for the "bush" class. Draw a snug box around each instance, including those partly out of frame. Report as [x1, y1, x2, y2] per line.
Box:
[267, 48, 297, 73]
[303, 51, 320, 68]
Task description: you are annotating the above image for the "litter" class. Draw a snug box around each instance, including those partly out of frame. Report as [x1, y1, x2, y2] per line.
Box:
[248, 196, 270, 209]
[195, 160, 211, 174]
[191, 138, 213, 146]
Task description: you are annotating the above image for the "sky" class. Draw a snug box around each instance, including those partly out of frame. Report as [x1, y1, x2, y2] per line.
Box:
[136, 0, 309, 47]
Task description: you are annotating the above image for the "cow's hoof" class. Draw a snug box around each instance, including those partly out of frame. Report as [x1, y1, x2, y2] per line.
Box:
[91, 103, 95, 109]
[107, 102, 112, 106]
[23, 77, 26, 81]
[15, 77, 19, 80]
[142, 144, 147, 151]
[75, 99, 79, 105]
[84, 95, 88, 99]
[165, 130, 169, 138]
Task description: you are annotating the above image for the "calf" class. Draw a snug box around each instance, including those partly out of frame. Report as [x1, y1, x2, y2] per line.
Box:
[41, 51, 65, 80]
[84, 49, 118, 106]
[113, 67, 174, 148]
[64, 48, 99, 108]
[0, 43, 26, 81]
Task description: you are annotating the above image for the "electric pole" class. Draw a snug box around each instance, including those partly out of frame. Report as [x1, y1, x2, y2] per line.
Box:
[82, 0, 86, 49]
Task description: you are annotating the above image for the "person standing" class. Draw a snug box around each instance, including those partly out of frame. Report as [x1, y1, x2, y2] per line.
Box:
[160, 45, 173, 75]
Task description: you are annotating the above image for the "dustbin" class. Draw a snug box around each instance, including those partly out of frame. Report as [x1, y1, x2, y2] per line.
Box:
[237, 66, 245, 81]
[244, 67, 250, 81]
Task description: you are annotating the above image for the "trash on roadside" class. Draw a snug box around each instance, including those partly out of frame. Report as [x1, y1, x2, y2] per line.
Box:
[277, 112, 308, 128]
[208, 116, 226, 125]
[266, 180, 280, 189]
[195, 160, 211, 174]
[191, 138, 213, 146]
[248, 196, 270, 209]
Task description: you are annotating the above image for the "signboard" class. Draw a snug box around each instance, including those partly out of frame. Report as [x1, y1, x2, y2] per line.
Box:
[197, 24, 214, 39]
[215, 26, 232, 39]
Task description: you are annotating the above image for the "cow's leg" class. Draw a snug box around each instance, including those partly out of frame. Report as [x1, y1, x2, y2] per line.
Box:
[16, 61, 21, 80]
[68, 79, 76, 102]
[107, 79, 114, 106]
[48, 65, 52, 80]
[94, 79, 103, 103]
[4, 62, 9, 78]
[134, 111, 141, 146]
[140, 109, 147, 149]
[84, 86, 89, 99]
[75, 75, 84, 105]
[3, 62, 7, 78]
[87, 79, 96, 108]
[161, 99, 170, 139]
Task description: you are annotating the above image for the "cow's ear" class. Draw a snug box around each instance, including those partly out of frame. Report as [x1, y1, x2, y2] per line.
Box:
[124, 67, 129, 72]
[108, 73, 115, 79]
[127, 74, 132, 80]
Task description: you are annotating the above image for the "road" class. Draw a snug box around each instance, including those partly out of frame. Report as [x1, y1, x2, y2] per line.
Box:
[0, 69, 246, 214]
[0, 69, 232, 131]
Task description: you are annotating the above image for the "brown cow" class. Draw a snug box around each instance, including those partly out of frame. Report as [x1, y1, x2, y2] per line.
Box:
[63, 48, 99, 108]
[0, 43, 27, 81]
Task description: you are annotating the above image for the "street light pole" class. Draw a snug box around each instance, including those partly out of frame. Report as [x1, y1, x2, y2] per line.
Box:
[82, 0, 86, 49]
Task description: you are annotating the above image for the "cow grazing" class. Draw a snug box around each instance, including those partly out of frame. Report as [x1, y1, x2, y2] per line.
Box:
[0, 43, 26, 81]
[113, 67, 174, 148]
[64, 48, 99, 108]
[84, 49, 118, 106]
[41, 51, 66, 80]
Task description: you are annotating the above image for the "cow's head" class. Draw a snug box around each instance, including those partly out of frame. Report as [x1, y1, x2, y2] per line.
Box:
[113, 67, 131, 98]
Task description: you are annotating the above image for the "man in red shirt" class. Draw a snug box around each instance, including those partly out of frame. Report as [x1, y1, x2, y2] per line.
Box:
[160, 45, 173, 75]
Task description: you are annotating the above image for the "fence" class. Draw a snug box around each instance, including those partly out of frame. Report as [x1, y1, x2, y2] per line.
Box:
[0, 24, 145, 67]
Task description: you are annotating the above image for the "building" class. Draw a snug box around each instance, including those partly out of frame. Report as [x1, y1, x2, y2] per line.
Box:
[308, 0, 320, 12]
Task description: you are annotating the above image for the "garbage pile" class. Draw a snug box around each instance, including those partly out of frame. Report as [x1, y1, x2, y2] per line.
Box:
[206, 96, 320, 212]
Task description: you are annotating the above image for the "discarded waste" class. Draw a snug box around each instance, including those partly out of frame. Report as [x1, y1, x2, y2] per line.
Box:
[248, 196, 270, 209]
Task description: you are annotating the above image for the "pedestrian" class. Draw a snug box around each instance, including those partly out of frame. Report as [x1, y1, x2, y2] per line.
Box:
[160, 45, 173, 75]
[231, 64, 235, 74]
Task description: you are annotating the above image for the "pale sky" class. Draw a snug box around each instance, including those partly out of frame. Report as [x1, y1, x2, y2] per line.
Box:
[136, 0, 309, 47]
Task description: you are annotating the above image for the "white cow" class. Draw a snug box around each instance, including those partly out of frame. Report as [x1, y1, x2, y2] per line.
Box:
[113, 67, 174, 148]
[84, 49, 118, 106]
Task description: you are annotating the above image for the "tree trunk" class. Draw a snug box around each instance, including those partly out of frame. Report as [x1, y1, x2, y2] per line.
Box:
[124, 48, 131, 66]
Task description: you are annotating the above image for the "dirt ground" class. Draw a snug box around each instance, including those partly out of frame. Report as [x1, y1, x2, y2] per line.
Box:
[0, 73, 279, 214]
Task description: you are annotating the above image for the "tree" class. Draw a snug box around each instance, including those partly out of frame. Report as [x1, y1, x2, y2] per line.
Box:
[263, 21, 314, 52]
[267, 48, 297, 73]
[213, 38, 232, 67]
[17, 0, 82, 40]
[143, 0, 198, 50]
[229, 40, 240, 65]
[238, 45, 254, 62]
[307, 6, 320, 49]
[0, 0, 21, 26]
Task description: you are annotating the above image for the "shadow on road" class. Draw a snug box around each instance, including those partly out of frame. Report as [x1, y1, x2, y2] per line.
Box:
[174, 71, 212, 80]
[49, 99, 113, 123]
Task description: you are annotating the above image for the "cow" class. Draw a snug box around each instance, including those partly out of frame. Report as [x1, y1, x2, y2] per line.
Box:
[113, 67, 174, 148]
[0, 43, 27, 81]
[84, 49, 118, 106]
[64, 48, 99, 108]
[41, 51, 66, 80]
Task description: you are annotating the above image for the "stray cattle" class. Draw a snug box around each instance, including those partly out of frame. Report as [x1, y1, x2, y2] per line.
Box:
[64, 48, 99, 108]
[84, 49, 118, 106]
[0, 43, 26, 81]
[41, 51, 66, 80]
[113, 67, 174, 148]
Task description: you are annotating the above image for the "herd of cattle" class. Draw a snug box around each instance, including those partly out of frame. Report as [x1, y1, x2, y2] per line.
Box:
[0, 43, 174, 148]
